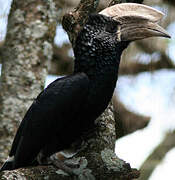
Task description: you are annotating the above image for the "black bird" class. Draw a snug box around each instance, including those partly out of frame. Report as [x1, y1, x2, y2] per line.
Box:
[0, 3, 170, 172]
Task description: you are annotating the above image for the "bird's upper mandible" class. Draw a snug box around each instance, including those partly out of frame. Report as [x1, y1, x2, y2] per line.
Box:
[99, 3, 170, 41]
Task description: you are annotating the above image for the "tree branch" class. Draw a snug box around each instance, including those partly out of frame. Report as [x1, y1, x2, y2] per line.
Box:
[118, 37, 174, 75]
[138, 131, 175, 180]
[163, 0, 175, 6]
[136, 40, 171, 64]
[62, 0, 100, 46]
[119, 57, 175, 75]
[112, 95, 150, 138]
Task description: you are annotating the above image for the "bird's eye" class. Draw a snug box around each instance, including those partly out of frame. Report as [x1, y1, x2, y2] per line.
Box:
[105, 23, 117, 33]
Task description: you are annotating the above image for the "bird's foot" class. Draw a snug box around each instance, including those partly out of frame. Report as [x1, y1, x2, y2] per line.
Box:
[37, 152, 80, 176]
[50, 155, 77, 176]
[48, 154, 92, 177]
[37, 150, 95, 178]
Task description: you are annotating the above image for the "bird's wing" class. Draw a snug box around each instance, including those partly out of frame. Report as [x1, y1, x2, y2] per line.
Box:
[9, 72, 89, 167]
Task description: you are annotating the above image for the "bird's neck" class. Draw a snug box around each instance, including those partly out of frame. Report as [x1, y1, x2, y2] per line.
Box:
[74, 46, 122, 101]
[73, 41, 124, 117]
[73, 45, 121, 81]
[74, 49, 121, 117]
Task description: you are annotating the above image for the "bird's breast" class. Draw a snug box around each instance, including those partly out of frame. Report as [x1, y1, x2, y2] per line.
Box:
[84, 69, 117, 122]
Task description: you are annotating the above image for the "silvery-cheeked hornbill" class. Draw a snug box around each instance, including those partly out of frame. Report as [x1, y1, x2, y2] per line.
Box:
[0, 3, 170, 173]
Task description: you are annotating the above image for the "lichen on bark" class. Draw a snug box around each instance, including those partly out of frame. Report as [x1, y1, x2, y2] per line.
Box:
[0, 0, 58, 164]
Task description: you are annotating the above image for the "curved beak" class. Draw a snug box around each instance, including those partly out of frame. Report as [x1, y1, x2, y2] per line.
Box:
[100, 3, 171, 41]
[118, 16, 171, 41]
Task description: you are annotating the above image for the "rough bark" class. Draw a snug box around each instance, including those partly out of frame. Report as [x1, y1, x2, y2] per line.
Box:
[138, 131, 175, 180]
[0, 0, 58, 164]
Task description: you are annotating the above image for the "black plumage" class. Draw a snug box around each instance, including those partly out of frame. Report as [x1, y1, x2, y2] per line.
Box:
[1, 14, 125, 171]
[0, 4, 170, 172]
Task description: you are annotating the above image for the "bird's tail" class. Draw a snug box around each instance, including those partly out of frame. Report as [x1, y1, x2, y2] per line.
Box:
[0, 156, 15, 172]
[0, 162, 13, 172]
[0, 156, 39, 172]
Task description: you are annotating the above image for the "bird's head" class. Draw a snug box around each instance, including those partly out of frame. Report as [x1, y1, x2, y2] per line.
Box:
[75, 3, 170, 55]
[74, 3, 170, 74]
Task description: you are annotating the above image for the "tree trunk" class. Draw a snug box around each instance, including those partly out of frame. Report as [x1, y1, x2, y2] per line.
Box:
[0, 0, 58, 164]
